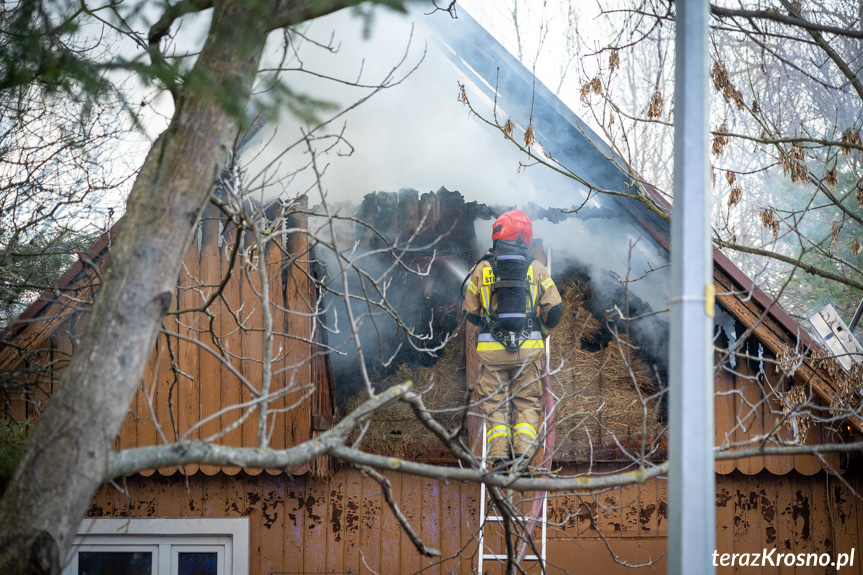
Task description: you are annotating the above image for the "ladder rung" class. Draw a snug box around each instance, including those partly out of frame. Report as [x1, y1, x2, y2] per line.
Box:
[482, 554, 542, 561]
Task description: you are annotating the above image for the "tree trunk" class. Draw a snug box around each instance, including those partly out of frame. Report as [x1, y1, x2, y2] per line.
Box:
[0, 1, 269, 572]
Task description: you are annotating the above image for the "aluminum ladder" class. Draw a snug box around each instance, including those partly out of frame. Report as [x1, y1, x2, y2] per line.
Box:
[476, 420, 548, 573]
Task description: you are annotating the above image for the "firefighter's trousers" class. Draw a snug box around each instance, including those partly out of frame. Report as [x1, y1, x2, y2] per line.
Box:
[476, 352, 543, 459]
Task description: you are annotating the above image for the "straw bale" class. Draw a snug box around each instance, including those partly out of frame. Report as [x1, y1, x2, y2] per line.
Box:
[345, 335, 468, 457]
[550, 280, 664, 461]
[551, 278, 603, 349]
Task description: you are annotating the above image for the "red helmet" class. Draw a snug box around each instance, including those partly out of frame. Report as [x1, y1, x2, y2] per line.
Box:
[492, 209, 532, 246]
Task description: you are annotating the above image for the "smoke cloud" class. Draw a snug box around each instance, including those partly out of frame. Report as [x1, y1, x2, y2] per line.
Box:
[238, 5, 673, 398]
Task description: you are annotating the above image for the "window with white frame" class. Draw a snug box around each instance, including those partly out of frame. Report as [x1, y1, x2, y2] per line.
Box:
[63, 518, 249, 575]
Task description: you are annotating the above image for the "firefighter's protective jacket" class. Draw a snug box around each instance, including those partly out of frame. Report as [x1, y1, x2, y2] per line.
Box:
[462, 258, 562, 362]
[462, 257, 563, 459]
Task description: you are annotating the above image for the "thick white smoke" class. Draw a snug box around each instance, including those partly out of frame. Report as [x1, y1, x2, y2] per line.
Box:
[240, 7, 589, 210]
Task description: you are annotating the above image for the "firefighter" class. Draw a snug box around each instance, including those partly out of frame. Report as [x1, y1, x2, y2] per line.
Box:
[462, 209, 563, 471]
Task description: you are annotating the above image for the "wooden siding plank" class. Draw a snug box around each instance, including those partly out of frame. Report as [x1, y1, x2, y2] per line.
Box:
[343, 468, 362, 574]
[259, 474, 286, 575]
[198, 207, 224, 475]
[732, 477, 762, 575]
[741, 363, 766, 475]
[167, 473, 189, 517]
[202, 472, 227, 519]
[732, 360, 764, 476]
[791, 476, 815, 575]
[715, 476, 734, 575]
[283, 474, 305, 574]
[597, 487, 622, 539]
[154, 330, 179, 475]
[185, 472, 205, 517]
[758, 475, 780, 575]
[808, 476, 833, 575]
[638, 479, 660, 538]
[618, 483, 640, 541]
[264, 237, 286, 455]
[176, 239, 201, 475]
[223, 470, 246, 518]
[793, 418, 823, 476]
[358, 471, 382, 575]
[818, 421, 840, 474]
[379, 471, 401, 574]
[656, 477, 668, 539]
[325, 469, 346, 574]
[764, 377, 795, 475]
[831, 472, 857, 567]
[715, 363, 738, 474]
[136, 353, 157, 476]
[128, 473, 158, 518]
[775, 473, 797, 569]
[87, 482, 111, 519]
[399, 470, 422, 574]
[440, 479, 462, 572]
[575, 493, 598, 540]
[421, 475, 441, 575]
[245, 474, 263, 575]
[284, 218, 312, 472]
[302, 476, 328, 573]
[219, 223, 244, 474]
[240, 231, 263, 458]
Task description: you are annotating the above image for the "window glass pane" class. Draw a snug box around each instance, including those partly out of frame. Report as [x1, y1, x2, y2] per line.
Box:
[178, 552, 218, 575]
[78, 551, 152, 575]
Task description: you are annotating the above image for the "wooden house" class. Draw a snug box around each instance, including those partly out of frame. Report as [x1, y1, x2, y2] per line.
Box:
[2, 5, 862, 575]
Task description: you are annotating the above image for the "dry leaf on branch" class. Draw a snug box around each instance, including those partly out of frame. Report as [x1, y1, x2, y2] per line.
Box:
[825, 167, 838, 188]
[725, 171, 736, 186]
[840, 129, 861, 155]
[728, 186, 742, 207]
[831, 221, 840, 252]
[524, 123, 536, 147]
[591, 76, 602, 95]
[711, 61, 745, 110]
[457, 83, 469, 106]
[609, 49, 620, 73]
[503, 118, 514, 139]
[779, 143, 810, 184]
[712, 124, 729, 156]
[647, 91, 664, 119]
[760, 208, 780, 238]
[852, 238, 862, 258]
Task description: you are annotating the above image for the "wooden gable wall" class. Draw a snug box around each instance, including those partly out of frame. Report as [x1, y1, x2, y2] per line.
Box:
[714, 343, 842, 476]
[0, 200, 331, 477]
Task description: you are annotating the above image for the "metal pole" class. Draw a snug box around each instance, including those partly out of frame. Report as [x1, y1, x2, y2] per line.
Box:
[669, 0, 715, 573]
